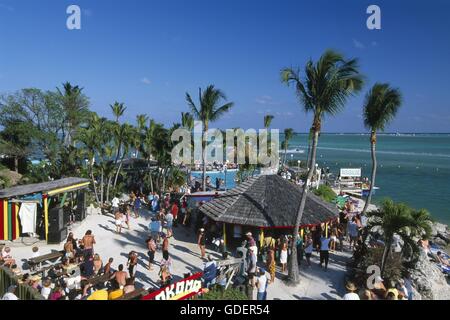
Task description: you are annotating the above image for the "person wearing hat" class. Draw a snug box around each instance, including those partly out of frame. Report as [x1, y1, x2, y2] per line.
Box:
[343, 282, 360, 300]
[198, 228, 207, 259]
[2, 285, 19, 300]
[246, 232, 258, 257]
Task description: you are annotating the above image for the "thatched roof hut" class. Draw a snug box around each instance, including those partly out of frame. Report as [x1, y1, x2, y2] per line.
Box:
[0, 177, 89, 199]
[199, 174, 338, 229]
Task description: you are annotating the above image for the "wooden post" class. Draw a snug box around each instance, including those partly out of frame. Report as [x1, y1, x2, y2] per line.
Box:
[44, 196, 49, 242]
[223, 223, 227, 252]
[260, 228, 264, 249]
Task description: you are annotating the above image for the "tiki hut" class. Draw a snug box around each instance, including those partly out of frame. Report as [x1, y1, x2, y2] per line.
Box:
[199, 174, 339, 247]
[0, 177, 90, 243]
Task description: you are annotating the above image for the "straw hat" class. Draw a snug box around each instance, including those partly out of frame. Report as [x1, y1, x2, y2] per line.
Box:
[30, 274, 41, 281]
[345, 282, 357, 291]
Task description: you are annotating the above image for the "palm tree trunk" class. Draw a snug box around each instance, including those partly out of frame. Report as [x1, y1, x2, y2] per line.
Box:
[100, 168, 104, 205]
[150, 171, 154, 193]
[381, 237, 392, 275]
[147, 159, 154, 193]
[306, 142, 311, 170]
[202, 124, 208, 191]
[113, 154, 125, 189]
[284, 143, 288, 166]
[362, 131, 377, 215]
[287, 129, 319, 284]
[89, 162, 100, 205]
[162, 168, 167, 194]
[106, 175, 111, 203]
[14, 156, 19, 173]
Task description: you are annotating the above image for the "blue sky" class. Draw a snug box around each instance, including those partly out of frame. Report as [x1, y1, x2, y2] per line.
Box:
[1, 0, 450, 132]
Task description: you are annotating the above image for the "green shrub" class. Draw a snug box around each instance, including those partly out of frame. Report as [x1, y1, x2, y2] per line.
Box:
[313, 185, 337, 203]
[200, 286, 248, 300]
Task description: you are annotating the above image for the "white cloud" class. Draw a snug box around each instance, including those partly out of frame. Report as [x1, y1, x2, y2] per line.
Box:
[141, 77, 151, 85]
[352, 39, 365, 49]
[275, 111, 294, 117]
[255, 95, 281, 106]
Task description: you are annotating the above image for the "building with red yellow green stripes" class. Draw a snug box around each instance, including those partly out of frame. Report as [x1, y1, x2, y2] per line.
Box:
[0, 177, 89, 243]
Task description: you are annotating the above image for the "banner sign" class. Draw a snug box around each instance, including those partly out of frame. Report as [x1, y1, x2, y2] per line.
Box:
[340, 168, 361, 178]
[142, 272, 203, 300]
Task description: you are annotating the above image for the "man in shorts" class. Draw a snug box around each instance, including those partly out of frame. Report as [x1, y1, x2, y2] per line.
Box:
[247, 247, 257, 287]
[145, 236, 156, 270]
[81, 230, 96, 257]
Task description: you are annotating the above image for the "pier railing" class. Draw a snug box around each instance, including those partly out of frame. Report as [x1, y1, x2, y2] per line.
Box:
[0, 266, 45, 300]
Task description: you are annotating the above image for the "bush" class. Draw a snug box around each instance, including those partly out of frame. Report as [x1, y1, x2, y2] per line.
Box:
[353, 247, 403, 288]
[199, 286, 248, 300]
[313, 185, 336, 203]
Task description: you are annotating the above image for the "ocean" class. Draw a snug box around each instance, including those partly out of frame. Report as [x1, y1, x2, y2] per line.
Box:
[286, 133, 450, 224]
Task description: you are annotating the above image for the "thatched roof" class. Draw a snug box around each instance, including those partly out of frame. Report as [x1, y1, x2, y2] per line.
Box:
[0, 177, 89, 199]
[199, 175, 338, 228]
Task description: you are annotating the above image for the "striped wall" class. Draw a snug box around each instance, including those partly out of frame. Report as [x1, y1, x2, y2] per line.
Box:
[0, 199, 20, 241]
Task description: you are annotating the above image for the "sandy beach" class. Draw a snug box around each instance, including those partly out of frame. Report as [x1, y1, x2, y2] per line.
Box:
[7, 207, 354, 300]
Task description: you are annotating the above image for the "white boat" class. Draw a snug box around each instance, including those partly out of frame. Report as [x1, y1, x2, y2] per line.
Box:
[280, 148, 305, 154]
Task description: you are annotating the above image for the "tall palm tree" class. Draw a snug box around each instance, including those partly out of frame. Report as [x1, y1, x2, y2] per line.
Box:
[186, 85, 234, 191]
[281, 49, 364, 283]
[283, 128, 294, 165]
[113, 123, 134, 189]
[135, 114, 149, 158]
[367, 199, 431, 275]
[110, 102, 126, 123]
[361, 83, 402, 215]
[263, 114, 274, 129]
[57, 82, 90, 147]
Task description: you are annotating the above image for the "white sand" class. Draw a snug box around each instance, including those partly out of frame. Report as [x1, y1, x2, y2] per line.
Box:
[7, 208, 353, 300]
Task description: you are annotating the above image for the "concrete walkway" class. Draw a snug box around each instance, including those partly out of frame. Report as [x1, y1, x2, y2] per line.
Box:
[7, 208, 352, 300]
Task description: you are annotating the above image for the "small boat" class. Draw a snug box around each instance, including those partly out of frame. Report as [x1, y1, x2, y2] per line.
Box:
[280, 148, 305, 154]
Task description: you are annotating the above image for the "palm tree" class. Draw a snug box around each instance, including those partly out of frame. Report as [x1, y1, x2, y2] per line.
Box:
[110, 102, 126, 123]
[186, 85, 234, 191]
[77, 113, 105, 205]
[263, 114, 274, 129]
[135, 114, 149, 158]
[112, 123, 133, 189]
[283, 128, 294, 165]
[361, 83, 402, 215]
[57, 82, 90, 147]
[181, 112, 194, 131]
[367, 199, 431, 275]
[281, 49, 364, 283]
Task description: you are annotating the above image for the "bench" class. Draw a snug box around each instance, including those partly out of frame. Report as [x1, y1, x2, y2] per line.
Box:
[28, 251, 64, 271]
[86, 273, 110, 286]
[117, 288, 148, 300]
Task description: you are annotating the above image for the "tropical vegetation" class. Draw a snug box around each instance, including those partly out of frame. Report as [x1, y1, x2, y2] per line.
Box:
[281, 49, 364, 283]
[361, 83, 403, 215]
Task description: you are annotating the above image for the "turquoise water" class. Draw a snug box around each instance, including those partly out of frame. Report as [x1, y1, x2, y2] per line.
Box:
[190, 170, 239, 190]
[286, 134, 450, 224]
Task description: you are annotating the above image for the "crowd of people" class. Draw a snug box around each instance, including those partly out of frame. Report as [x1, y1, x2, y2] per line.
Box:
[0, 191, 194, 300]
[3, 185, 444, 301]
